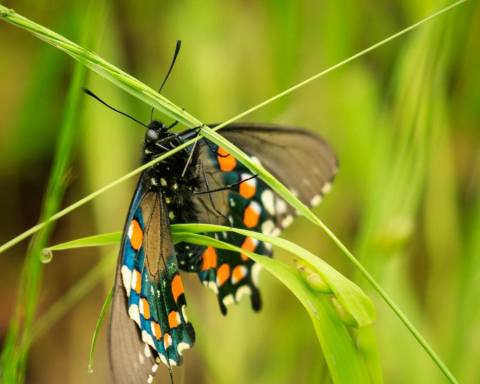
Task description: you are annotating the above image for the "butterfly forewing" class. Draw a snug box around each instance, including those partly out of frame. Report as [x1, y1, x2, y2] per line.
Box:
[110, 180, 194, 382]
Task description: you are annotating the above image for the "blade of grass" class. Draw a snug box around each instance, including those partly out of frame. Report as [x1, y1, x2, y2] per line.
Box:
[173, 232, 375, 384]
[45, 224, 375, 327]
[0, 3, 106, 382]
[88, 287, 113, 373]
[171, 223, 375, 327]
[47, 232, 121, 251]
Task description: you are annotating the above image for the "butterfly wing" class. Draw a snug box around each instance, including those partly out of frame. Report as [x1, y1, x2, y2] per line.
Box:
[109, 179, 195, 383]
[177, 123, 337, 314]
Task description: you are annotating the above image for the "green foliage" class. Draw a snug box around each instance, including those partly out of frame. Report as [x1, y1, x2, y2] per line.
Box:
[0, 0, 475, 383]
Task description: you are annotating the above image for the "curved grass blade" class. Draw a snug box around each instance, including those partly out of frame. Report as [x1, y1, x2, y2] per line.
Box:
[88, 288, 113, 373]
[46, 232, 121, 252]
[172, 223, 375, 327]
[45, 225, 374, 327]
[173, 232, 376, 384]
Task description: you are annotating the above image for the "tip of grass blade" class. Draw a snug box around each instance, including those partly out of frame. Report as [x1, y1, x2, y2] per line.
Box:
[88, 288, 113, 374]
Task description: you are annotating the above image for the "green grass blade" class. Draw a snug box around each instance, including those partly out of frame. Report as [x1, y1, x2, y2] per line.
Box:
[0, 3, 104, 381]
[173, 232, 376, 384]
[172, 223, 375, 327]
[0, 6, 201, 128]
[88, 287, 113, 373]
[46, 232, 121, 252]
[46, 224, 375, 327]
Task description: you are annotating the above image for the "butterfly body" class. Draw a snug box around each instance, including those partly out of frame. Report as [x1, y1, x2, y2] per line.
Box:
[109, 122, 338, 383]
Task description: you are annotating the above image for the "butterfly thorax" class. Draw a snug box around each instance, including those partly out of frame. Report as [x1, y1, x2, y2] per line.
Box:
[141, 121, 201, 224]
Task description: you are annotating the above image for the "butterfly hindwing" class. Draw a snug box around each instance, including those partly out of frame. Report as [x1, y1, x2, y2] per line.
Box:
[109, 180, 195, 382]
[177, 124, 337, 313]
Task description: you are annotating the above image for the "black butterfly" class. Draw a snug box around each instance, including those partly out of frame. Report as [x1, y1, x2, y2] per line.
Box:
[108, 120, 338, 383]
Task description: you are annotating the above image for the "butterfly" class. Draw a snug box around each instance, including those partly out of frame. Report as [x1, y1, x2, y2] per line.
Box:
[108, 121, 338, 384]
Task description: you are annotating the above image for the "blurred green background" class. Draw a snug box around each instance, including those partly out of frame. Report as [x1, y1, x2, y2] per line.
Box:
[0, 0, 479, 383]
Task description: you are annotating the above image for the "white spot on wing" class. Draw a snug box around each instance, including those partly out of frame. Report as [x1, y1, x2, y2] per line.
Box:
[281, 215, 294, 228]
[275, 198, 287, 214]
[262, 220, 275, 235]
[142, 330, 155, 349]
[128, 304, 140, 325]
[151, 363, 159, 373]
[131, 270, 139, 291]
[207, 281, 218, 294]
[181, 305, 188, 322]
[252, 264, 262, 285]
[310, 194, 322, 206]
[144, 345, 152, 358]
[121, 266, 132, 297]
[261, 190, 275, 215]
[222, 294, 235, 306]
[159, 354, 168, 366]
[177, 342, 191, 356]
[235, 285, 251, 301]
[322, 182, 332, 194]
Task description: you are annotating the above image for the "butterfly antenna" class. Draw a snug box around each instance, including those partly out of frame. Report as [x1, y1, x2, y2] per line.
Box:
[83, 88, 149, 128]
[150, 40, 182, 121]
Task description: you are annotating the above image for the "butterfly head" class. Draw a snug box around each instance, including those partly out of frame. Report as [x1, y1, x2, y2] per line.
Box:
[145, 120, 170, 143]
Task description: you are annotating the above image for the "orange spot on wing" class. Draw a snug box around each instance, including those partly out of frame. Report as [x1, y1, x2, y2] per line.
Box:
[217, 264, 231, 286]
[171, 274, 184, 302]
[168, 311, 180, 328]
[201, 246, 218, 271]
[152, 322, 162, 339]
[241, 237, 257, 261]
[129, 220, 143, 250]
[239, 178, 256, 199]
[164, 333, 172, 349]
[243, 203, 260, 228]
[217, 147, 237, 172]
[232, 266, 247, 284]
[133, 270, 142, 294]
[140, 298, 150, 319]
